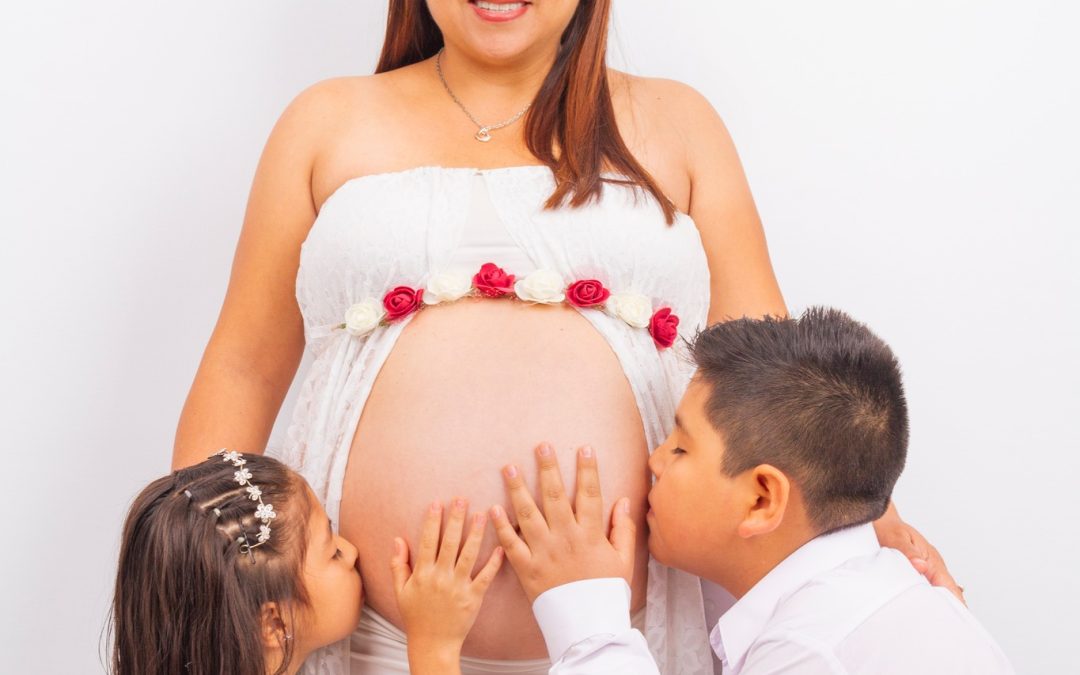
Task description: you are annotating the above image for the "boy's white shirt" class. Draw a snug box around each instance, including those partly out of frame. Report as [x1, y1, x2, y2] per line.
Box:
[532, 524, 1014, 675]
[532, 578, 660, 674]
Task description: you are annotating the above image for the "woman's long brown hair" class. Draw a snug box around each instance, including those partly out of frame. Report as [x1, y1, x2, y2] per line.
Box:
[376, 0, 679, 224]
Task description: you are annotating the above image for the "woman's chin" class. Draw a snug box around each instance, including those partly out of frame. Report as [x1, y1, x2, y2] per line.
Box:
[457, 32, 544, 64]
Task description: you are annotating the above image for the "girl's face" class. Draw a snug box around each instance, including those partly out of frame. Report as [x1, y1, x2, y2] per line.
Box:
[426, 0, 580, 63]
[295, 486, 363, 655]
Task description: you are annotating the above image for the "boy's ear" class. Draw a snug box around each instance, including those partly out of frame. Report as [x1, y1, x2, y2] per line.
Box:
[735, 464, 790, 539]
[259, 601, 289, 652]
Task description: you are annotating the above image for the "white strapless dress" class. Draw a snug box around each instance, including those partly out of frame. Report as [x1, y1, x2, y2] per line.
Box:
[274, 165, 714, 674]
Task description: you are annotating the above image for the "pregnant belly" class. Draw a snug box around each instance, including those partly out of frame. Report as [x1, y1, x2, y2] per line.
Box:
[339, 299, 650, 659]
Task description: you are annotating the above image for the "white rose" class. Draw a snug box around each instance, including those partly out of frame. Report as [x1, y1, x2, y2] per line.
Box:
[514, 269, 566, 304]
[423, 270, 473, 305]
[606, 292, 652, 328]
[343, 299, 385, 336]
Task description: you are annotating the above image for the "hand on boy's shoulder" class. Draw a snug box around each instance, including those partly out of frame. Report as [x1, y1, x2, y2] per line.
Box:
[872, 503, 965, 604]
[490, 443, 636, 603]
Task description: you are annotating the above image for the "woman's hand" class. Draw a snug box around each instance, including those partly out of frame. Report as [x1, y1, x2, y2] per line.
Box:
[873, 502, 965, 604]
[390, 498, 504, 675]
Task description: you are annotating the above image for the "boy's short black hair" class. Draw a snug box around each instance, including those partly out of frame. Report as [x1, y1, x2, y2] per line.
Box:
[690, 307, 908, 534]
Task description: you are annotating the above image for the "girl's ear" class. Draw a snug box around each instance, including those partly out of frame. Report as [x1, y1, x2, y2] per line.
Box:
[259, 601, 289, 652]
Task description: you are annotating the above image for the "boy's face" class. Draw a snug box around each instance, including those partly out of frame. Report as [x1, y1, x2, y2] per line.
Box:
[647, 379, 745, 580]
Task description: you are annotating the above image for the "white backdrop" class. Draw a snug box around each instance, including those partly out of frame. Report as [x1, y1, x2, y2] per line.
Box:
[2, 1, 1077, 672]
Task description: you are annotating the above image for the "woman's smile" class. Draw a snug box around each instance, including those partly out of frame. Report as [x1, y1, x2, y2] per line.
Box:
[469, 0, 532, 23]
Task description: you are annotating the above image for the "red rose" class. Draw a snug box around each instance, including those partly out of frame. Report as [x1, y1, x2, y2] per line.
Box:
[383, 286, 424, 321]
[473, 262, 516, 298]
[648, 307, 679, 349]
[566, 279, 611, 308]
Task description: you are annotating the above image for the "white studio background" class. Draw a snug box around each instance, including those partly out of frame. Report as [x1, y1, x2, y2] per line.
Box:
[2, 1, 1077, 672]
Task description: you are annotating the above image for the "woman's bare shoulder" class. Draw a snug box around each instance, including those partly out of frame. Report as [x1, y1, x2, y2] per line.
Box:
[610, 70, 738, 180]
[279, 66, 439, 205]
[268, 68, 427, 175]
[277, 71, 412, 133]
[610, 70, 707, 100]
[610, 70, 724, 137]
[607, 70, 726, 206]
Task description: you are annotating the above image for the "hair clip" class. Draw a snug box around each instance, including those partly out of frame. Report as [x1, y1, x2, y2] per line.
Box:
[183, 489, 193, 500]
[217, 449, 276, 551]
[237, 533, 257, 565]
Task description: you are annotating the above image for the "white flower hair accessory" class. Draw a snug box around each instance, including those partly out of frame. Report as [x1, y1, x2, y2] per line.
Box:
[215, 448, 277, 560]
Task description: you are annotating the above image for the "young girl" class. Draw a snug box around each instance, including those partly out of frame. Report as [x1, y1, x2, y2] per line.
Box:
[111, 450, 504, 674]
[111, 451, 363, 674]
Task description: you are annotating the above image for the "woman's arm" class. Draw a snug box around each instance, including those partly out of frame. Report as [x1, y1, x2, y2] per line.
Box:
[172, 82, 341, 469]
[670, 82, 788, 323]
[671, 84, 963, 600]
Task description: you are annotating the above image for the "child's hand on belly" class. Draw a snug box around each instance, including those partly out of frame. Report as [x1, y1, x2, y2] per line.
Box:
[390, 498, 505, 674]
[490, 442, 637, 603]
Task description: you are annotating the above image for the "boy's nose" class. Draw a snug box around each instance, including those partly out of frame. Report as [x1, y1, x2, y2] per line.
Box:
[648, 445, 666, 478]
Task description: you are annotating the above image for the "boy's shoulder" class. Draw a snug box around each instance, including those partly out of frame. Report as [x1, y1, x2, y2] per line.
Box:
[746, 548, 1013, 673]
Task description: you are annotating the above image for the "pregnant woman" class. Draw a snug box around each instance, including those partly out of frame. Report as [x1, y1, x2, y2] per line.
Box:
[172, 1, 954, 673]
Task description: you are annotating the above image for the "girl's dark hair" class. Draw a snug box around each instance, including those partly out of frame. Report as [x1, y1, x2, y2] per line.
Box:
[109, 454, 312, 675]
[376, 0, 679, 225]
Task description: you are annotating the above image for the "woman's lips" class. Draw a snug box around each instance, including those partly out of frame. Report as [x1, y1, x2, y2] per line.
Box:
[470, 0, 530, 23]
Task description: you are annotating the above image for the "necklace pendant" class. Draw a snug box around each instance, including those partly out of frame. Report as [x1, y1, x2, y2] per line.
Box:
[474, 127, 492, 143]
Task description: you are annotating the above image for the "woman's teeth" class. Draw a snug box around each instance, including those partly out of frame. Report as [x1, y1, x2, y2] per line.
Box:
[475, 1, 525, 12]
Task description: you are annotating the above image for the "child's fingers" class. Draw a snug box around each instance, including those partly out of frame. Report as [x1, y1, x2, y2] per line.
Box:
[437, 497, 468, 570]
[417, 501, 443, 568]
[471, 546, 505, 595]
[390, 537, 412, 596]
[490, 504, 532, 569]
[456, 512, 487, 578]
[609, 498, 637, 573]
[574, 445, 604, 532]
[535, 443, 575, 529]
[502, 463, 548, 543]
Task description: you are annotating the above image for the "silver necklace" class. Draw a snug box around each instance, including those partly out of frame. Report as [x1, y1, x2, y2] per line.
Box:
[435, 48, 532, 143]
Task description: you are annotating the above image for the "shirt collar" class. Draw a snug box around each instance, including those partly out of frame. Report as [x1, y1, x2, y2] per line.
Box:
[710, 523, 880, 671]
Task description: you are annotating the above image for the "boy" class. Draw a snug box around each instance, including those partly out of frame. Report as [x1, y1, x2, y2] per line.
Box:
[489, 307, 1013, 674]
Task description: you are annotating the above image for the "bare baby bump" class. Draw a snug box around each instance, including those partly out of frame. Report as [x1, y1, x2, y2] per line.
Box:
[339, 299, 650, 659]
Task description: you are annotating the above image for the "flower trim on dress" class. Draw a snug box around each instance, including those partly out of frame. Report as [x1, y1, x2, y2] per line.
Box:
[335, 263, 680, 350]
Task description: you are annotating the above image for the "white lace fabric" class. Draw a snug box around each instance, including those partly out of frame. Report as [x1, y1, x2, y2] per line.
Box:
[274, 165, 714, 674]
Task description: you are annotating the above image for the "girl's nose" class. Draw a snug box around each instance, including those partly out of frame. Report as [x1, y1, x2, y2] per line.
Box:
[339, 535, 360, 566]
